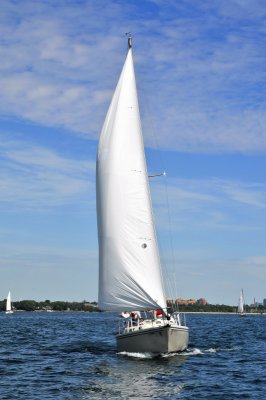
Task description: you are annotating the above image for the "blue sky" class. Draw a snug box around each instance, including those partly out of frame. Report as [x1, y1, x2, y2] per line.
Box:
[1, 0, 265, 305]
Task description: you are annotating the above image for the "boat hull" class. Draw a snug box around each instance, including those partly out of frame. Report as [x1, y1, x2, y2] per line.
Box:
[117, 325, 189, 353]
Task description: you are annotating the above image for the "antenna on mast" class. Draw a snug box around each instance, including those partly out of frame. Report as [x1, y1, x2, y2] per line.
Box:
[148, 172, 166, 179]
[125, 32, 132, 49]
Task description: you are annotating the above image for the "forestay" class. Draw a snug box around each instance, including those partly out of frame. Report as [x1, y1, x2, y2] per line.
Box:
[96, 45, 166, 312]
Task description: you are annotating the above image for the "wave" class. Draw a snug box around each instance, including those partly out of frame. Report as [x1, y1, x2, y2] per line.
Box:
[117, 351, 154, 359]
[117, 345, 240, 359]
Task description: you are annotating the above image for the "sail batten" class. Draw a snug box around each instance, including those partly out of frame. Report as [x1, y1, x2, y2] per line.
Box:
[97, 48, 166, 311]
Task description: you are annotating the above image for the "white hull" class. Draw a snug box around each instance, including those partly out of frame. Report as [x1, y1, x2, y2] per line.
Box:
[5, 310, 13, 314]
[117, 324, 188, 353]
[117, 316, 189, 353]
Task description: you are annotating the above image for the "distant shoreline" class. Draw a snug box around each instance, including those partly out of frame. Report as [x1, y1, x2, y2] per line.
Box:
[1, 310, 265, 316]
[182, 311, 265, 315]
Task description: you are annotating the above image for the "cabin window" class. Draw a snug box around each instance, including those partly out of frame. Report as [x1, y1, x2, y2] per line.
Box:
[141, 243, 147, 249]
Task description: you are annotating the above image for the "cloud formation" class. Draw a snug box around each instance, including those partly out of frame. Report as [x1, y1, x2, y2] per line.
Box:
[151, 176, 266, 235]
[1, 0, 266, 152]
[1, 0, 265, 304]
[0, 135, 94, 210]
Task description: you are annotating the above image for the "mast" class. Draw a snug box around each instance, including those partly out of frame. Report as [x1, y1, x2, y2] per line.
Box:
[127, 34, 132, 49]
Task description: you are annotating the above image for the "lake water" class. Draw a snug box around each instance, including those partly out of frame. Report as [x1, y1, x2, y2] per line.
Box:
[0, 312, 265, 399]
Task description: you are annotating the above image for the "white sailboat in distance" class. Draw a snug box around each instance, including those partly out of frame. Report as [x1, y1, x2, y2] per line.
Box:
[96, 35, 189, 353]
[238, 289, 246, 316]
[5, 291, 13, 314]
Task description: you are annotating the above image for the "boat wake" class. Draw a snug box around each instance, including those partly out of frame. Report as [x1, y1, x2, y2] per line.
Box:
[118, 351, 154, 359]
[181, 347, 238, 355]
[118, 349, 201, 359]
[180, 347, 238, 355]
[118, 346, 238, 359]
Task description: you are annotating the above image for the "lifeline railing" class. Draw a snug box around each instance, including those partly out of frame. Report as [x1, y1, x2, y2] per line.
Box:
[118, 311, 187, 334]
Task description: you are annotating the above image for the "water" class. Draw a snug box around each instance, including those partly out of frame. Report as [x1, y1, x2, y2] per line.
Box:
[0, 312, 265, 399]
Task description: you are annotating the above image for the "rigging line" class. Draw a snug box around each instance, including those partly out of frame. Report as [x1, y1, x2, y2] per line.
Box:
[139, 74, 178, 302]
[159, 156, 180, 304]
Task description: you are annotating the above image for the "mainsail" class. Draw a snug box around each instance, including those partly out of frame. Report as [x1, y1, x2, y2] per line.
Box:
[238, 289, 244, 313]
[96, 42, 166, 312]
[6, 291, 12, 312]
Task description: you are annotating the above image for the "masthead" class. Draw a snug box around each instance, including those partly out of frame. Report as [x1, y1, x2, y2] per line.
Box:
[125, 32, 132, 49]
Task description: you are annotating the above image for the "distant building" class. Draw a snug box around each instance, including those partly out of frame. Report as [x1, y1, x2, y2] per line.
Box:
[197, 298, 208, 305]
[167, 298, 209, 306]
[263, 299, 266, 307]
[175, 298, 196, 305]
[250, 298, 257, 307]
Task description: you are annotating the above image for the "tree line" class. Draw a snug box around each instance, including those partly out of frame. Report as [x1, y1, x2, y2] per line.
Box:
[167, 303, 266, 313]
[0, 299, 99, 312]
[1, 299, 265, 313]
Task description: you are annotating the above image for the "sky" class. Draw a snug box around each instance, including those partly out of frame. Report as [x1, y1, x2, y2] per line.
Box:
[0, 0, 266, 306]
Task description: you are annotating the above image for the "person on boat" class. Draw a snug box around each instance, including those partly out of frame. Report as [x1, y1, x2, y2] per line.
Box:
[131, 311, 141, 319]
[121, 311, 130, 318]
[131, 311, 141, 324]
[166, 313, 171, 321]
[155, 309, 164, 318]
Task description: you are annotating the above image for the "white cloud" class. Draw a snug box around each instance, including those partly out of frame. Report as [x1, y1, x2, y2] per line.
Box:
[151, 177, 266, 233]
[0, 135, 95, 210]
[221, 182, 266, 208]
[238, 255, 266, 287]
[243, 256, 266, 267]
[1, 0, 266, 152]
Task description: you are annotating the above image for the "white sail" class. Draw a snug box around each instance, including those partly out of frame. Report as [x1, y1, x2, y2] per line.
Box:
[238, 289, 244, 313]
[97, 45, 166, 312]
[6, 291, 12, 312]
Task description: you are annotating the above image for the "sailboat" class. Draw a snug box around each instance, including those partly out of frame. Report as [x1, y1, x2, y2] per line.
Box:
[238, 289, 246, 316]
[96, 36, 189, 353]
[5, 291, 13, 314]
